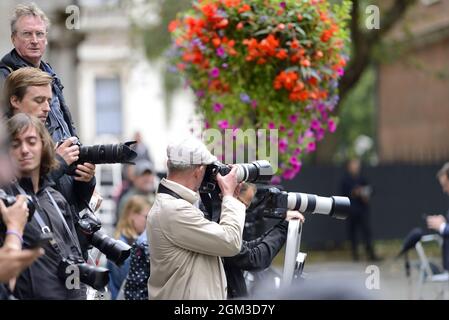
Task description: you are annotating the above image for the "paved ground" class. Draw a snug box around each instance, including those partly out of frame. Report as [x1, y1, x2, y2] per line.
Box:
[256, 259, 449, 300]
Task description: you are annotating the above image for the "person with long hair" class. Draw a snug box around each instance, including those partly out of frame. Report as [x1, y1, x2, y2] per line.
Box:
[108, 195, 151, 299]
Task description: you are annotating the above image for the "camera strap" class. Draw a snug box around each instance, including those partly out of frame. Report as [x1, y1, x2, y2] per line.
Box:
[14, 184, 65, 258]
[14, 183, 82, 258]
[157, 184, 182, 200]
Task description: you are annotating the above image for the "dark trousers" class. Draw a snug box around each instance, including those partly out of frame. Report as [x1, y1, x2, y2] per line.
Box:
[347, 212, 375, 260]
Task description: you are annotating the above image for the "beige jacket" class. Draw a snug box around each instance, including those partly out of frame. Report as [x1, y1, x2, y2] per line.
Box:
[147, 178, 246, 300]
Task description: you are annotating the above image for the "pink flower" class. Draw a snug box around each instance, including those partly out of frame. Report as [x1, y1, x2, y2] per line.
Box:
[218, 120, 229, 129]
[290, 156, 301, 170]
[315, 128, 325, 141]
[306, 142, 316, 153]
[205, 121, 210, 129]
[213, 103, 224, 112]
[282, 169, 295, 180]
[328, 119, 337, 133]
[209, 67, 220, 78]
[294, 148, 302, 156]
[311, 119, 321, 131]
[279, 138, 288, 153]
[271, 176, 281, 185]
[287, 129, 294, 137]
[279, 125, 286, 132]
[268, 122, 276, 129]
[216, 47, 225, 57]
[305, 129, 314, 138]
[288, 114, 298, 124]
[251, 100, 258, 109]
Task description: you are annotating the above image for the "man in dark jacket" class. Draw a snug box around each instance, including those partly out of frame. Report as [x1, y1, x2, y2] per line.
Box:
[6, 113, 86, 299]
[427, 162, 449, 271]
[340, 158, 379, 261]
[224, 183, 304, 299]
[0, 3, 96, 218]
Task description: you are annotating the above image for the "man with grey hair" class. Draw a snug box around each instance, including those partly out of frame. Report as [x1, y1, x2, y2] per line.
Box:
[427, 162, 449, 270]
[147, 137, 246, 299]
[0, 3, 96, 239]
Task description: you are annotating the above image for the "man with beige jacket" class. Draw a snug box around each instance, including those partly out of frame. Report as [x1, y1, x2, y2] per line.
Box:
[147, 137, 246, 299]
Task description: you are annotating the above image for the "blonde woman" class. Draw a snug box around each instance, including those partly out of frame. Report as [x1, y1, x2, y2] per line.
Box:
[108, 195, 152, 299]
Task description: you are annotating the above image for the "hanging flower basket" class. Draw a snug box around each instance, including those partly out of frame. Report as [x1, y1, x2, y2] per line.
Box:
[168, 0, 351, 181]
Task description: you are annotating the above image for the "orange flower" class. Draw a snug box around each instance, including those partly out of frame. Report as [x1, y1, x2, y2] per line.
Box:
[212, 38, 221, 47]
[273, 71, 299, 91]
[238, 4, 251, 13]
[222, 0, 241, 8]
[290, 39, 300, 49]
[300, 59, 311, 67]
[168, 20, 179, 33]
[276, 49, 288, 60]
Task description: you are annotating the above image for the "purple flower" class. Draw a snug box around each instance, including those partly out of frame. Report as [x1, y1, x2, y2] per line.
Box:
[280, 2, 286, 9]
[259, 15, 268, 23]
[279, 125, 286, 132]
[311, 119, 321, 131]
[305, 129, 314, 138]
[288, 114, 298, 124]
[251, 100, 258, 109]
[205, 121, 210, 129]
[218, 120, 229, 129]
[271, 176, 281, 185]
[279, 138, 288, 154]
[209, 67, 220, 78]
[282, 169, 295, 180]
[268, 122, 276, 129]
[294, 148, 302, 156]
[287, 129, 294, 137]
[216, 46, 226, 58]
[240, 93, 251, 104]
[196, 90, 205, 98]
[222, 63, 228, 69]
[306, 142, 316, 153]
[213, 103, 224, 112]
[328, 119, 337, 133]
[337, 68, 345, 77]
[315, 128, 325, 141]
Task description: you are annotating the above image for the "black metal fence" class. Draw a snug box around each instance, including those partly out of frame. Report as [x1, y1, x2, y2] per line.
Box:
[270, 163, 449, 249]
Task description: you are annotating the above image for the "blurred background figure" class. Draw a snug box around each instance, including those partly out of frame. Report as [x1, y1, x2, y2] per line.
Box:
[426, 162, 449, 271]
[340, 158, 379, 262]
[131, 131, 153, 164]
[108, 195, 151, 300]
[115, 160, 158, 225]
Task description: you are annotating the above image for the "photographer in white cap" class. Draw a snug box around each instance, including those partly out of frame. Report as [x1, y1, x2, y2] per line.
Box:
[147, 137, 246, 299]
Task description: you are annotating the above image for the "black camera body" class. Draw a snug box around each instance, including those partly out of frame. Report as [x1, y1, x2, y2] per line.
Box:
[77, 212, 131, 266]
[58, 254, 109, 291]
[59, 138, 138, 175]
[200, 160, 273, 193]
[0, 189, 35, 226]
[199, 160, 273, 221]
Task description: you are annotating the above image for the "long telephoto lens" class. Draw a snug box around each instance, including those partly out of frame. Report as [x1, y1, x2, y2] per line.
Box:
[287, 192, 350, 220]
[235, 160, 273, 183]
[78, 141, 137, 165]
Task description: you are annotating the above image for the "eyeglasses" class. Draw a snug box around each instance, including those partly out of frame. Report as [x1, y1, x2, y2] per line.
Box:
[15, 30, 47, 40]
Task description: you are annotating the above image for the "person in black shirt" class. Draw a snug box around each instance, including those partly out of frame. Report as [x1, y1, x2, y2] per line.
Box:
[6, 114, 86, 299]
[340, 158, 379, 262]
[224, 183, 304, 299]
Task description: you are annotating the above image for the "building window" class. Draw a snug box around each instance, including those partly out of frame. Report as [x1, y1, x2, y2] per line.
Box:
[95, 77, 122, 136]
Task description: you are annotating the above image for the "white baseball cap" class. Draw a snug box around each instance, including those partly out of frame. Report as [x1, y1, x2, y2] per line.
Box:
[167, 136, 217, 165]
